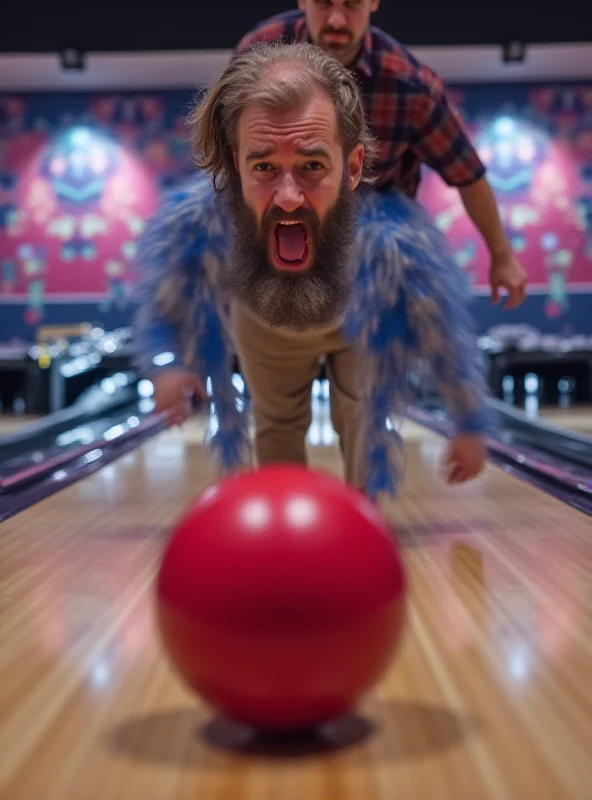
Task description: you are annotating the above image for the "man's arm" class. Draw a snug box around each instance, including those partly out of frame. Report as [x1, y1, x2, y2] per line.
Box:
[411, 81, 527, 308]
[235, 23, 285, 54]
[458, 176, 527, 308]
[233, 11, 302, 55]
[132, 193, 208, 423]
[133, 212, 185, 380]
[133, 295, 187, 381]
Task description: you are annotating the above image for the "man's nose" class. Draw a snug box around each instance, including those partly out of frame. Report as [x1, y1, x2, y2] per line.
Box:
[327, 9, 348, 29]
[274, 173, 304, 213]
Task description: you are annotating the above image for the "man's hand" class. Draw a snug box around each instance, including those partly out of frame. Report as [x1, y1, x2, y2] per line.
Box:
[490, 251, 528, 309]
[152, 368, 207, 427]
[457, 178, 528, 309]
[444, 433, 486, 484]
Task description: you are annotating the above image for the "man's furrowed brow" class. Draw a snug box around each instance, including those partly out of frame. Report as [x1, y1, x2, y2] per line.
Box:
[296, 145, 332, 159]
[245, 145, 332, 161]
[246, 146, 275, 162]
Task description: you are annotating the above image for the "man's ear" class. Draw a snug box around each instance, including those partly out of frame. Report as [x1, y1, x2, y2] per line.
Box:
[347, 144, 364, 190]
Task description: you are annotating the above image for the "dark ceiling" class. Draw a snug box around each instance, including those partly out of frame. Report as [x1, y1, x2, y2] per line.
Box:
[1, 0, 589, 54]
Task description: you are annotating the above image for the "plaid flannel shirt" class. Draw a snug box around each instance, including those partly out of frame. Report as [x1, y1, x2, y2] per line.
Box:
[235, 10, 486, 197]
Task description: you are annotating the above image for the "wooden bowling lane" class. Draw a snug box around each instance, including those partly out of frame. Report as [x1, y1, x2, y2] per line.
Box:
[1, 419, 592, 800]
[538, 405, 592, 436]
[0, 414, 41, 435]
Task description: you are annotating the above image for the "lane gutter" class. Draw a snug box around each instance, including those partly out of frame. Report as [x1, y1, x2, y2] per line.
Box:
[3, 404, 590, 523]
[0, 414, 166, 523]
[406, 406, 592, 518]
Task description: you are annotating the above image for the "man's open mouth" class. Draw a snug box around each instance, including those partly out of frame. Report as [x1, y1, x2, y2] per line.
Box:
[272, 221, 310, 271]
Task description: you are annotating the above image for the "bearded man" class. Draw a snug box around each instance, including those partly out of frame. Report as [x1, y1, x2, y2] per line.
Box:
[133, 42, 490, 499]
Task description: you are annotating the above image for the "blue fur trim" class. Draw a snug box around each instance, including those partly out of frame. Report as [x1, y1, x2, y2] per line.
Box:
[347, 188, 491, 497]
[133, 176, 490, 498]
[132, 174, 251, 473]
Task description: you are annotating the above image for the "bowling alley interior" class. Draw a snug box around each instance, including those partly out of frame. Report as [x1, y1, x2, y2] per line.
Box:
[1, 3, 592, 798]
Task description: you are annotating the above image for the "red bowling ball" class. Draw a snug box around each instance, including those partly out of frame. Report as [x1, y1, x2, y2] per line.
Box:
[156, 464, 407, 731]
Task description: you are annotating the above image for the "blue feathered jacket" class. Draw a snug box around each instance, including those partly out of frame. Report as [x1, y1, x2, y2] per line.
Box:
[133, 173, 490, 498]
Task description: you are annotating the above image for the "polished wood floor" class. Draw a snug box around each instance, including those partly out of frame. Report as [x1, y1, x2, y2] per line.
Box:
[538, 406, 592, 435]
[0, 414, 41, 435]
[1, 407, 592, 799]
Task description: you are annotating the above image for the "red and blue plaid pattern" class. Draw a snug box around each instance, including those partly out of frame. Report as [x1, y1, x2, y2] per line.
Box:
[235, 11, 486, 197]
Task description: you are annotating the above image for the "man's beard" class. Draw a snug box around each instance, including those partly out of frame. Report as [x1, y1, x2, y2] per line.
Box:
[222, 173, 357, 332]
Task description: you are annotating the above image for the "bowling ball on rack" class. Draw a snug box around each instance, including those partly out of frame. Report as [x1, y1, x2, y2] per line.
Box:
[155, 464, 407, 731]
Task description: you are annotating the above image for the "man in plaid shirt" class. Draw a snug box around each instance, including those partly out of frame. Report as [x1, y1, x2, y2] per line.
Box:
[235, 1, 528, 308]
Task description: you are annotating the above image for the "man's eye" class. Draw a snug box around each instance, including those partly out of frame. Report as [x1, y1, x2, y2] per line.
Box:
[304, 162, 324, 171]
[253, 163, 274, 172]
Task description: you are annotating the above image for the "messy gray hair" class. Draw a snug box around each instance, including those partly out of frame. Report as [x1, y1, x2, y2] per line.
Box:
[187, 41, 377, 191]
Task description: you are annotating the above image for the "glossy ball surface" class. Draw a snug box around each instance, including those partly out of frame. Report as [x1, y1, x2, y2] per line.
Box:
[156, 465, 407, 730]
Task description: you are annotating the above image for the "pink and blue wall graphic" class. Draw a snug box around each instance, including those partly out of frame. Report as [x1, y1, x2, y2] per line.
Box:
[0, 82, 591, 341]
[0, 91, 196, 339]
[418, 82, 592, 332]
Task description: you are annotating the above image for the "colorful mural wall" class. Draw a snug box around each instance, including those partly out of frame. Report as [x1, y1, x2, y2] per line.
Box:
[418, 83, 592, 322]
[0, 82, 591, 341]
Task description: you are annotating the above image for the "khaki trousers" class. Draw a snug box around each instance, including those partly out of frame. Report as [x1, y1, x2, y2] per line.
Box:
[230, 302, 366, 492]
